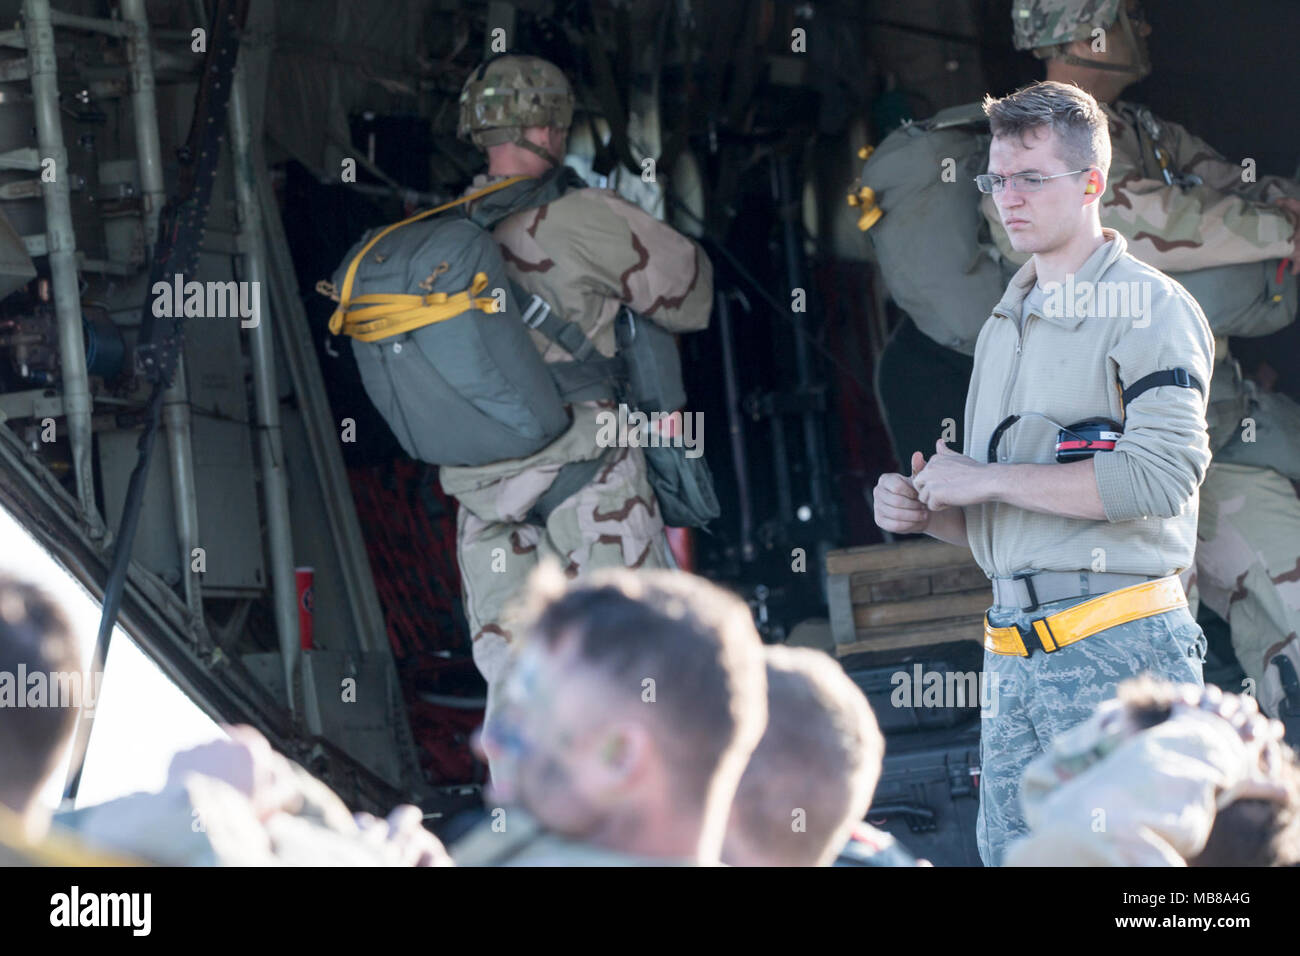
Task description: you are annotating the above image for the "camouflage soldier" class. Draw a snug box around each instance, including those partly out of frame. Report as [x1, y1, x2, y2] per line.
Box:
[1005, 677, 1300, 867]
[997, 0, 1300, 720]
[445, 56, 714, 691]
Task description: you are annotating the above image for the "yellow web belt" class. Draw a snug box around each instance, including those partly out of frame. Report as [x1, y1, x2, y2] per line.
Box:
[983, 575, 1187, 657]
[327, 174, 530, 342]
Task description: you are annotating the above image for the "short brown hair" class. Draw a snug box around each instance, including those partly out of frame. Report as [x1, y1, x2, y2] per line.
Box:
[982, 80, 1111, 178]
[728, 645, 885, 866]
[1117, 677, 1300, 867]
[0, 576, 81, 803]
[523, 566, 767, 811]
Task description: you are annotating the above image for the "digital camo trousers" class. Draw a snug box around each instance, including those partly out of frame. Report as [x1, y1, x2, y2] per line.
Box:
[1191, 461, 1300, 718]
[454, 444, 671, 691]
[976, 594, 1207, 867]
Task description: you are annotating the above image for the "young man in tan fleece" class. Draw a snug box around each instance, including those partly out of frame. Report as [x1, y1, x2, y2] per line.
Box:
[872, 80, 1214, 865]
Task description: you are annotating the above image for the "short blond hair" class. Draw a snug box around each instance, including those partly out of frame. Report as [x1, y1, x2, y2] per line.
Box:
[728, 645, 884, 866]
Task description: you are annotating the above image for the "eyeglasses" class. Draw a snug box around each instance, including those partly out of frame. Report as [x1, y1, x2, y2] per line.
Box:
[974, 169, 1092, 194]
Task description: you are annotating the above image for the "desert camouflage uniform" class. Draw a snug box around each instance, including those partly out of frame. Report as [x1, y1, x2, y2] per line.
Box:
[981, 100, 1300, 718]
[441, 175, 713, 687]
[1004, 685, 1288, 866]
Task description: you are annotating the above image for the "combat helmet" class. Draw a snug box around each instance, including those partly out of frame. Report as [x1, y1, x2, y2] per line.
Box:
[1011, 0, 1151, 80]
[458, 54, 575, 165]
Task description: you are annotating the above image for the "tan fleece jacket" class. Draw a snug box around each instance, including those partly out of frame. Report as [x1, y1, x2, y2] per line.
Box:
[961, 229, 1215, 579]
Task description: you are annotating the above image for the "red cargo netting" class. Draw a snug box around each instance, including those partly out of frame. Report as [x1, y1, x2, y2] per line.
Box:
[349, 458, 482, 784]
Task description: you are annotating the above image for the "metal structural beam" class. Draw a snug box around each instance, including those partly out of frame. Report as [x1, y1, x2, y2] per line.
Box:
[257, 173, 388, 656]
[48, 7, 133, 38]
[229, 40, 301, 714]
[23, 0, 104, 539]
[122, 0, 206, 630]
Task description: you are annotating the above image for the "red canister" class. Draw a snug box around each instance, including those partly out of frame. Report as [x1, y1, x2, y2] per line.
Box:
[295, 567, 315, 650]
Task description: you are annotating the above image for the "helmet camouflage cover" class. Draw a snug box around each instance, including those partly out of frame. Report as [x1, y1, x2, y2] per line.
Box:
[457, 55, 575, 149]
[1012, 0, 1123, 54]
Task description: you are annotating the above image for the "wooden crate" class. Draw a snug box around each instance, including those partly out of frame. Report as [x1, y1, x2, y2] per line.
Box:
[826, 539, 989, 657]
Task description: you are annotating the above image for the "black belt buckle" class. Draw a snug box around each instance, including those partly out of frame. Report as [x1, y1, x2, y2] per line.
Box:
[1013, 572, 1040, 612]
[1015, 621, 1038, 657]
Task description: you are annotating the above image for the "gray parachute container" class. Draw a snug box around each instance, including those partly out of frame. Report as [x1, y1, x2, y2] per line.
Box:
[338, 216, 571, 467]
[1174, 258, 1297, 338]
[860, 103, 1005, 355]
[1172, 259, 1296, 455]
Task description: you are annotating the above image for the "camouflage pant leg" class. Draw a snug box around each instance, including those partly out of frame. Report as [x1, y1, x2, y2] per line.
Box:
[457, 509, 543, 688]
[536, 445, 670, 578]
[1196, 461, 1300, 716]
[458, 444, 669, 690]
[977, 595, 1206, 867]
[976, 640, 1035, 867]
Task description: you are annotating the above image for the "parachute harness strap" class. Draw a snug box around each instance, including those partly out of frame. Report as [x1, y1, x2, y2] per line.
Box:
[339, 273, 500, 343]
[326, 175, 530, 338]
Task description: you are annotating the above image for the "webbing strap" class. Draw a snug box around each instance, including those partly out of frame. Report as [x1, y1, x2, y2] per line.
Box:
[984, 576, 1187, 657]
[328, 175, 531, 337]
[1121, 367, 1204, 409]
[526, 447, 618, 526]
[339, 272, 500, 342]
[514, 282, 623, 400]
[990, 571, 1159, 611]
[547, 357, 625, 403]
[536, 310, 595, 359]
[519, 291, 596, 360]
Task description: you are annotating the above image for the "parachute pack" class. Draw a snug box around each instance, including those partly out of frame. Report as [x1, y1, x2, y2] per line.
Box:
[324, 166, 718, 527]
[858, 101, 1297, 359]
[858, 102, 1011, 356]
[325, 169, 580, 467]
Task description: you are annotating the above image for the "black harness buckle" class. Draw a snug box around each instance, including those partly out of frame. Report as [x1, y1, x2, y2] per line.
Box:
[1014, 621, 1038, 657]
[1013, 572, 1040, 612]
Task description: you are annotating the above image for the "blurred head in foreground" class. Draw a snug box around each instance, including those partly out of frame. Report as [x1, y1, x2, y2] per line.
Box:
[0, 574, 82, 842]
[477, 564, 768, 864]
[723, 644, 884, 866]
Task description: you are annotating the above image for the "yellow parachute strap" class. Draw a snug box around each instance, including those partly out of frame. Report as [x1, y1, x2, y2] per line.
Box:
[338, 272, 500, 343]
[327, 174, 531, 337]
